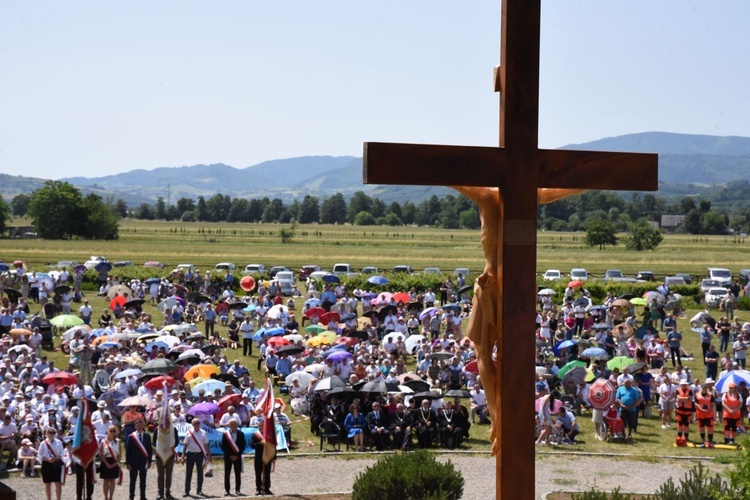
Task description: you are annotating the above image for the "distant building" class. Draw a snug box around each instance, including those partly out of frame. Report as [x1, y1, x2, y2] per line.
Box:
[660, 215, 685, 232]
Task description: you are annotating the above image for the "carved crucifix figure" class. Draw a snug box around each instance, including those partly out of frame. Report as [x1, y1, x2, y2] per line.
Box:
[363, 1, 658, 499]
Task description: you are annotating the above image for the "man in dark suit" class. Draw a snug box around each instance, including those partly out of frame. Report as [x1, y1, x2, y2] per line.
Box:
[437, 400, 464, 449]
[365, 401, 391, 450]
[414, 398, 438, 448]
[220, 420, 247, 496]
[250, 428, 273, 496]
[125, 419, 152, 500]
[389, 402, 413, 450]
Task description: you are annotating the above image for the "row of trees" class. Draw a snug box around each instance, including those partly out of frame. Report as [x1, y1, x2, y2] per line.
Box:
[585, 217, 664, 251]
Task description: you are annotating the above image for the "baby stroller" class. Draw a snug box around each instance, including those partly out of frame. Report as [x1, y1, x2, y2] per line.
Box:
[602, 406, 626, 442]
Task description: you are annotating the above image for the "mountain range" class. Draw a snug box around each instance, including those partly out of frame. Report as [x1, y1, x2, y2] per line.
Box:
[5, 131, 750, 206]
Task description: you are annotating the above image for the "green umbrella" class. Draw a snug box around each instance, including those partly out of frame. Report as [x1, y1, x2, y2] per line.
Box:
[49, 314, 84, 328]
[305, 324, 326, 334]
[607, 356, 635, 371]
[556, 360, 586, 380]
[142, 358, 177, 373]
[629, 297, 648, 306]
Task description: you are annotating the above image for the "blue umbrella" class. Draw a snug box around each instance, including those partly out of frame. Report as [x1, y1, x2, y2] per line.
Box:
[441, 303, 461, 312]
[321, 274, 340, 283]
[145, 341, 169, 353]
[0, 264, 9, 272]
[360, 292, 377, 300]
[265, 327, 285, 337]
[144, 278, 160, 286]
[580, 347, 609, 360]
[322, 345, 348, 357]
[192, 380, 227, 397]
[243, 304, 257, 313]
[95, 261, 113, 272]
[87, 328, 108, 339]
[327, 350, 353, 362]
[715, 370, 750, 393]
[553, 339, 577, 356]
[341, 312, 357, 321]
[98, 342, 122, 350]
[252, 328, 266, 342]
[367, 275, 389, 285]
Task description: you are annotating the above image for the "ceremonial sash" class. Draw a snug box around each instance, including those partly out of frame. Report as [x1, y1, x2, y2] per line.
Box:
[101, 439, 118, 468]
[187, 430, 207, 458]
[130, 432, 149, 459]
[44, 441, 66, 484]
[224, 430, 240, 454]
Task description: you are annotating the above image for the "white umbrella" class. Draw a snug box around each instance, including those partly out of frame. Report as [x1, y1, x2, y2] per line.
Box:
[114, 368, 143, 380]
[538, 288, 557, 296]
[157, 297, 178, 313]
[178, 349, 205, 361]
[283, 334, 304, 343]
[107, 285, 132, 299]
[108, 332, 129, 341]
[285, 372, 315, 389]
[398, 385, 414, 394]
[383, 332, 405, 344]
[8, 345, 31, 354]
[404, 334, 426, 354]
[158, 335, 181, 347]
[118, 395, 153, 407]
[304, 363, 328, 374]
[267, 304, 289, 320]
[161, 323, 197, 336]
[63, 325, 92, 341]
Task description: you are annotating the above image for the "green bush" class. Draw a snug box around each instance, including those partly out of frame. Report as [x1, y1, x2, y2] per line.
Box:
[738, 296, 750, 311]
[654, 462, 732, 499]
[571, 486, 631, 500]
[351, 450, 464, 500]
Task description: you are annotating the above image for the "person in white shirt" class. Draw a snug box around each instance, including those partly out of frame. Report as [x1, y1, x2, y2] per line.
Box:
[218, 406, 242, 427]
[658, 378, 676, 429]
[79, 300, 93, 326]
[181, 418, 212, 496]
[38, 428, 65, 498]
[395, 317, 408, 335]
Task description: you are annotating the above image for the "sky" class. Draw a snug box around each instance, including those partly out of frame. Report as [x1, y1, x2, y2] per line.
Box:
[1, 1, 749, 180]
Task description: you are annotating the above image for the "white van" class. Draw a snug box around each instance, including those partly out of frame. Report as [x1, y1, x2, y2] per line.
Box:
[570, 268, 588, 281]
[275, 271, 295, 296]
[707, 268, 732, 287]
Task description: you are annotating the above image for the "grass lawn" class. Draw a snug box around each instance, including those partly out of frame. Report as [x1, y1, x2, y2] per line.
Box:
[4, 219, 750, 461]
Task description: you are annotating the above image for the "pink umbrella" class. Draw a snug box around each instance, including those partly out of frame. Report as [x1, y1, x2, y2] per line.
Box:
[534, 396, 563, 413]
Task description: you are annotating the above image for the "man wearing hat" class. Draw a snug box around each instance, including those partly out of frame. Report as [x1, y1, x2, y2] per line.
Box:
[696, 378, 717, 447]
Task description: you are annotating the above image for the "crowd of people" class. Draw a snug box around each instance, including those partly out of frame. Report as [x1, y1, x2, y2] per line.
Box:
[0, 265, 488, 499]
[535, 280, 750, 449]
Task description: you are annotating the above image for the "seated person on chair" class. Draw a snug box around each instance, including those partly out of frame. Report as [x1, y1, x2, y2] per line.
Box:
[437, 400, 464, 449]
[365, 401, 390, 451]
[273, 403, 292, 443]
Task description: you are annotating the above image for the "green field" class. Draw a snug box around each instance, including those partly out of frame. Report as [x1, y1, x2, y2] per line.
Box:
[3, 219, 750, 279]
[3, 219, 750, 460]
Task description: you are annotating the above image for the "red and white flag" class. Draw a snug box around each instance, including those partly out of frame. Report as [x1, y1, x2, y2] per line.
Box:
[255, 378, 277, 464]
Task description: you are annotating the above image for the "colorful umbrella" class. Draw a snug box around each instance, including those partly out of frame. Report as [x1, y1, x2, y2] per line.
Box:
[217, 393, 242, 410]
[42, 372, 78, 385]
[316, 331, 338, 344]
[185, 364, 220, 380]
[557, 360, 586, 380]
[305, 324, 326, 334]
[49, 315, 84, 328]
[267, 337, 290, 348]
[567, 280, 584, 288]
[320, 312, 340, 324]
[118, 396, 154, 407]
[393, 292, 411, 304]
[715, 370, 750, 393]
[239, 275, 256, 292]
[367, 275, 389, 285]
[629, 297, 648, 306]
[144, 375, 176, 390]
[187, 402, 221, 416]
[142, 358, 176, 373]
[606, 356, 635, 371]
[109, 295, 127, 310]
[580, 347, 609, 360]
[9, 328, 32, 338]
[588, 379, 617, 410]
[107, 285, 132, 299]
[419, 307, 440, 321]
[304, 307, 326, 319]
[326, 351, 353, 363]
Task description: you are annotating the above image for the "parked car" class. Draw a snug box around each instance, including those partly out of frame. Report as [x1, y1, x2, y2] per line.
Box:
[332, 263, 357, 277]
[542, 269, 562, 281]
[569, 268, 588, 281]
[602, 270, 624, 281]
[215, 262, 236, 271]
[705, 287, 730, 308]
[739, 269, 750, 287]
[675, 273, 693, 284]
[423, 267, 441, 275]
[700, 279, 724, 294]
[635, 271, 655, 281]
[360, 266, 379, 275]
[298, 265, 321, 280]
[453, 267, 470, 277]
[112, 261, 133, 268]
[393, 265, 414, 274]
[84, 256, 108, 269]
[242, 264, 267, 275]
[269, 266, 290, 278]
[56, 260, 78, 269]
[664, 276, 687, 287]
[143, 261, 164, 268]
[275, 271, 295, 296]
[707, 267, 732, 287]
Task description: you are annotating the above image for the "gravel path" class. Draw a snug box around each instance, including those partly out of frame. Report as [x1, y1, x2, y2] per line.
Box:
[1, 453, 728, 499]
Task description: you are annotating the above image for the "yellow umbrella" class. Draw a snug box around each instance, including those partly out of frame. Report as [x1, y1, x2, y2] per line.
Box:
[357, 317, 371, 329]
[306, 336, 330, 347]
[9, 328, 32, 338]
[187, 376, 209, 389]
[317, 331, 338, 344]
[185, 364, 219, 380]
[124, 356, 146, 367]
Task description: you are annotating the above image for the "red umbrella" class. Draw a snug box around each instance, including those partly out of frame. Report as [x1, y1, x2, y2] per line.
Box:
[534, 396, 564, 413]
[239, 276, 256, 292]
[42, 372, 78, 385]
[393, 292, 411, 304]
[144, 375, 176, 390]
[304, 307, 326, 319]
[464, 359, 478, 374]
[217, 393, 242, 410]
[109, 295, 127, 310]
[267, 337, 290, 348]
[320, 312, 340, 324]
[588, 379, 617, 410]
[334, 336, 358, 348]
[567, 280, 584, 288]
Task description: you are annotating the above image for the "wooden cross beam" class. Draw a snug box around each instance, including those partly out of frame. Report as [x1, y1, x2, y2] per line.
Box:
[363, 1, 658, 499]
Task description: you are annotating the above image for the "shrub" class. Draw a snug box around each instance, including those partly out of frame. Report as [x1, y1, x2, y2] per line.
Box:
[738, 296, 750, 311]
[351, 450, 464, 500]
[571, 486, 631, 500]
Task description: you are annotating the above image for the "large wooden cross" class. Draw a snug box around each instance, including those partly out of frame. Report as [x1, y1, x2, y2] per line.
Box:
[363, 2, 657, 499]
